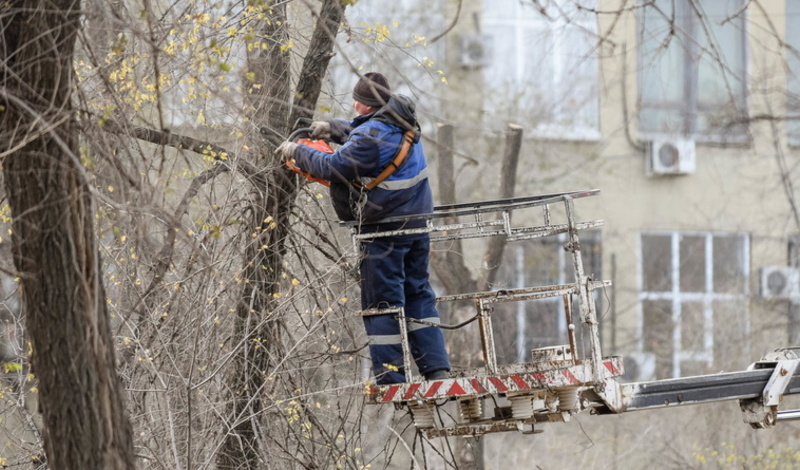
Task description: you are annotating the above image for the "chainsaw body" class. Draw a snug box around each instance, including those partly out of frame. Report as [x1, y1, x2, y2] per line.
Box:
[260, 124, 335, 187]
[285, 135, 334, 186]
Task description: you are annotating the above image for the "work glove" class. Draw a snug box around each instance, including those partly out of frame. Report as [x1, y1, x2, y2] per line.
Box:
[276, 141, 298, 161]
[309, 120, 332, 139]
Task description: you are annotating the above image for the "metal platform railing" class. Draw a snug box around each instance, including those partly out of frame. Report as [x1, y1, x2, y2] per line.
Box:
[341, 189, 603, 245]
[355, 190, 610, 388]
[349, 190, 800, 438]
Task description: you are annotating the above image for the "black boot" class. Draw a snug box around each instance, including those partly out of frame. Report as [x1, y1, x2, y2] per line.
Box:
[424, 369, 449, 380]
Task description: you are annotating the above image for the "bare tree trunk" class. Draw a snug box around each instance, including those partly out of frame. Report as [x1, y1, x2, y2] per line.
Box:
[0, 1, 135, 468]
[217, 2, 346, 468]
[478, 124, 523, 291]
[216, 2, 293, 466]
[433, 124, 478, 295]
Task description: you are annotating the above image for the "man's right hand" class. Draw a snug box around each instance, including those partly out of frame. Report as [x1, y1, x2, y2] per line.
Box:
[309, 121, 331, 139]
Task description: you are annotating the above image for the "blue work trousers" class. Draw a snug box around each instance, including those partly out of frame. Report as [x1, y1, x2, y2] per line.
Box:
[360, 234, 450, 384]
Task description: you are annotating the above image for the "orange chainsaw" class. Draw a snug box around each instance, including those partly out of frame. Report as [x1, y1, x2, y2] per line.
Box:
[260, 121, 334, 187]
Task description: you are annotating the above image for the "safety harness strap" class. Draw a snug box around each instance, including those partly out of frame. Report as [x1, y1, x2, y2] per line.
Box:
[355, 130, 416, 191]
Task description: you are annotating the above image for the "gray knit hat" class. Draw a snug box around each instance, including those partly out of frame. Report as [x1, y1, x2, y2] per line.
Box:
[352, 72, 391, 107]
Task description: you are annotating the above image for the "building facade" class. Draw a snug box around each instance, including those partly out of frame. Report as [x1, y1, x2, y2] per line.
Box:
[329, 0, 799, 382]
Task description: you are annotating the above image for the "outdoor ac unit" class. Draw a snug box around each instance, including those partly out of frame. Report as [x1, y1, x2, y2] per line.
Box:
[622, 352, 656, 382]
[459, 34, 491, 68]
[647, 138, 696, 176]
[760, 266, 800, 299]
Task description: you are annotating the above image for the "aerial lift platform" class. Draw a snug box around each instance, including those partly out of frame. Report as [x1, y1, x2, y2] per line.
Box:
[342, 189, 800, 439]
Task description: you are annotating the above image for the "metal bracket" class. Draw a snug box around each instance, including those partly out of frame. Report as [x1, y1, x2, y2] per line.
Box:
[740, 358, 800, 428]
[763, 360, 799, 406]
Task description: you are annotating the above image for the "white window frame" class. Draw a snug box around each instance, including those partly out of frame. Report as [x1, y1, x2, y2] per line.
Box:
[637, 0, 749, 143]
[638, 231, 750, 378]
[786, 1, 800, 146]
[497, 232, 602, 363]
[481, 0, 600, 140]
[506, 243, 570, 362]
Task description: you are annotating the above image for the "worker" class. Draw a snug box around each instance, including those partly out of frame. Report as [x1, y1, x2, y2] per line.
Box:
[276, 72, 451, 384]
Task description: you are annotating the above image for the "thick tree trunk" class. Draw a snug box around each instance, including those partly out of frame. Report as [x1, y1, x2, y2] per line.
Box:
[0, 1, 136, 469]
[217, 2, 346, 468]
[216, 3, 292, 466]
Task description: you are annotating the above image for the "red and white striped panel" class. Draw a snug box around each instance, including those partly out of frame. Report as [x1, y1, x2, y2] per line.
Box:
[369, 358, 624, 403]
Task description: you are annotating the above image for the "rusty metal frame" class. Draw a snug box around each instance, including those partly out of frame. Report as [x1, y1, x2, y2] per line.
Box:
[355, 191, 800, 438]
[358, 191, 608, 386]
[357, 190, 622, 437]
[344, 190, 603, 249]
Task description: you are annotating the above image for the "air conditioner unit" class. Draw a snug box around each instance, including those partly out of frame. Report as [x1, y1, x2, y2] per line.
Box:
[647, 138, 696, 176]
[622, 352, 656, 382]
[760, 266, 800, 299]
[458, 34, 491, 68]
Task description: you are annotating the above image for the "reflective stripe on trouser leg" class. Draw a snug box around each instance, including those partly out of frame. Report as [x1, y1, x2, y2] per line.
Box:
[361, 237, 408, 384]
[367, 334, 403, 345]
[365, 316, 406, 384]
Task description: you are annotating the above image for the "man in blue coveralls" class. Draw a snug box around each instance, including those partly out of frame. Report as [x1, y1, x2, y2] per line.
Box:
[277, 72, 451, 384]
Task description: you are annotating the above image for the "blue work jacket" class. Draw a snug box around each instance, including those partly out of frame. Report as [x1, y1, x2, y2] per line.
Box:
[293, 95, 432, 233]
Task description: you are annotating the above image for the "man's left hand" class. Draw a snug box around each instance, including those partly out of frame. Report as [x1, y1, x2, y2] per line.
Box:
[276, 141, 299, 161]
[309, 121, 332, 139]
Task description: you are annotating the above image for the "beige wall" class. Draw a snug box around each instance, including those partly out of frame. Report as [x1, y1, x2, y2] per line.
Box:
[434, 0, 798, 372]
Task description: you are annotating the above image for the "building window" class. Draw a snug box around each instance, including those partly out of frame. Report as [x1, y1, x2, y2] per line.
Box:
[491, 232, 602, 365]
[639, 232, 749, 378]
[638, 0, 748, 142]
[786, 2, 800, 145]
[482, 0, 599, 140]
